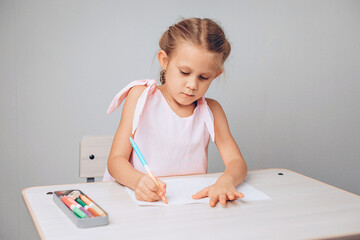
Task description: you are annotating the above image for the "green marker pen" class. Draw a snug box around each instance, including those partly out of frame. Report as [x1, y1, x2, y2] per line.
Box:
[61, 196, 88, 218]
[76, 197, 99, 217]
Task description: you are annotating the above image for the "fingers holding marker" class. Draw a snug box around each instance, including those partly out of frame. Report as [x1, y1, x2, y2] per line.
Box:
[138, 175, 165, 201]
[158, 180, 167, 194]
[136, 190, 158, 202]
[151, 178, 167, 202]
[144, 175, 160, 192]
[145, 190, 162, 202]
[135, 183, 161, 202]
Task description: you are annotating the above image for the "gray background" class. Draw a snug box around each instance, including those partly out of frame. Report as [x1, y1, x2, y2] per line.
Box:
[1, 0, 359, 239]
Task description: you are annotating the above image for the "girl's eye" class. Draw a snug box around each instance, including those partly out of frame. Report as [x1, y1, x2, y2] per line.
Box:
[200, 76, 209, 80]
[180, 70, 190, 75]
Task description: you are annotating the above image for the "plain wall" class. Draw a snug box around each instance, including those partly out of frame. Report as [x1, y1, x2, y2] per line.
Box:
[1, 0, 359, 239]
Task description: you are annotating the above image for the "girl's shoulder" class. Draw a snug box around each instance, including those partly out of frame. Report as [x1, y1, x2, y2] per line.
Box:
[120, 85, 149, 114]
[205, 97, 222, 111]
[205, 97, 227, 121]
[126, 85, 148, 101]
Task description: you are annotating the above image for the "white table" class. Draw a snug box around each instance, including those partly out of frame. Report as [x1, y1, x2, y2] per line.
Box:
[22, 169, 360, 240]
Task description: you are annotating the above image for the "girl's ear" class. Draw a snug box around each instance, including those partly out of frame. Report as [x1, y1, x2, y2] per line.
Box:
[214, 67, 224, 79]
[158, 50, 169, 70]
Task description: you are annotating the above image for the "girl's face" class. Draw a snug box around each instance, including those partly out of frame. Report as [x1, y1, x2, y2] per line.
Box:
[158, 42, 223, 106]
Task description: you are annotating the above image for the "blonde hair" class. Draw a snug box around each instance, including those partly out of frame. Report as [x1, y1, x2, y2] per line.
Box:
[159, 18, 231, 84]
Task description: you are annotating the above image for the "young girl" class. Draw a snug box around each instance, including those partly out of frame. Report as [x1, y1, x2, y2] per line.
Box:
[104, 18, 247, 207]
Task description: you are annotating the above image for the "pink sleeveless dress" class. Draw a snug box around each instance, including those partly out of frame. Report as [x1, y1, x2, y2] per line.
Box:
[103, 79, 215, 181]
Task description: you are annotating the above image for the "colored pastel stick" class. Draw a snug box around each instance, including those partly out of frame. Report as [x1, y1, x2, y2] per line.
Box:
[67, 190, 81, 199]
[76, 198, 99, 217]
[79, 194, 106, 217]
[67, 190, 95, 217]
[61, 196, 87, 218]
[66, 196, 94, 218]
[129, 137, 168, 204]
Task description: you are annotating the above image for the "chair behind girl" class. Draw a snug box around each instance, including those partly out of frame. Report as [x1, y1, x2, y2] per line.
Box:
[80, 136, 113, 182]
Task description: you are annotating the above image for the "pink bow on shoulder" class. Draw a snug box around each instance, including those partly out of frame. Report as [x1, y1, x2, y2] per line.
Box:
[107, 79, 157, 114]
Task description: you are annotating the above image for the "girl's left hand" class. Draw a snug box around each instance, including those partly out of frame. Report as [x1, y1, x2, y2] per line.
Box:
[192, 176, 244, 207]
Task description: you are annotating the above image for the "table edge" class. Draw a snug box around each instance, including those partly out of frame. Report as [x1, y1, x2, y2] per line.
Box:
[21, 190, 46, 240]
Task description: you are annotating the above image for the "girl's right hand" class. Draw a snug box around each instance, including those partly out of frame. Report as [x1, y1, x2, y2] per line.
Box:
[134, 174, 167, 202]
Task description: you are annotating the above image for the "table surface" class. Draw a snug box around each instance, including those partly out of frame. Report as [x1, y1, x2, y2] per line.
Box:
[22, 168, 360, 240]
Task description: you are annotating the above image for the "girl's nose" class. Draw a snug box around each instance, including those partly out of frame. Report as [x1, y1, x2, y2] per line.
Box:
[186, 77, 197, 90]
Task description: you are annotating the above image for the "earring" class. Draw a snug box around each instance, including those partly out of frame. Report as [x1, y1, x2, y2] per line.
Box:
[160, 70, 166, 84]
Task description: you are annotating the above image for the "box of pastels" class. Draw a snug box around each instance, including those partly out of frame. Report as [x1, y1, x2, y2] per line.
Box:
[53, 189, 108, 228]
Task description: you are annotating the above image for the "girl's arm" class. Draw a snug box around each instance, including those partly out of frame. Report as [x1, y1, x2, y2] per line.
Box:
[208, 98, 247, 185]
[107, 86, 166, 201]
[192, 98, 247, 207]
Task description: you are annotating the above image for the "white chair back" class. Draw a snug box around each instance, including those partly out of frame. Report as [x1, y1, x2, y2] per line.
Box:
[79, 136, 113, 182]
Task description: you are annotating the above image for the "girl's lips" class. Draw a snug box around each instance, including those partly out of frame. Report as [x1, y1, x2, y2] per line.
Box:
[182, 93, 195, 97]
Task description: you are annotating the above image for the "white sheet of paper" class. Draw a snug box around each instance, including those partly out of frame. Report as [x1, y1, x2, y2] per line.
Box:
[126, 177, 271, 206]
